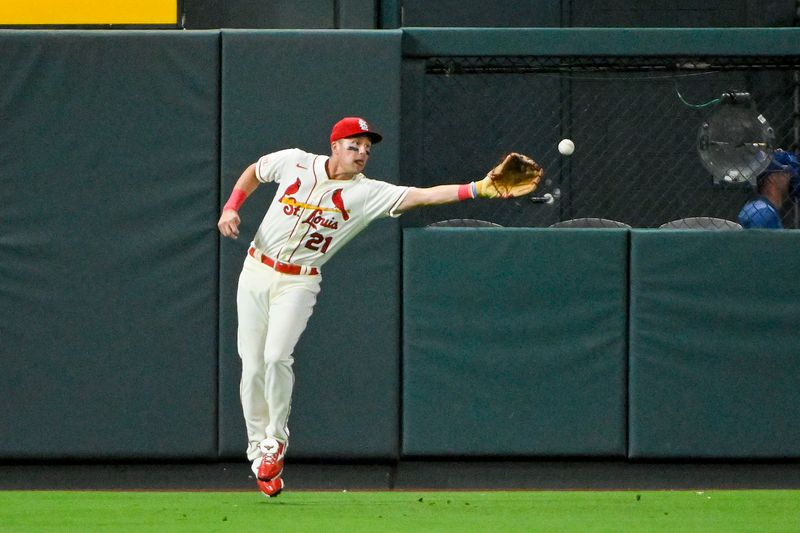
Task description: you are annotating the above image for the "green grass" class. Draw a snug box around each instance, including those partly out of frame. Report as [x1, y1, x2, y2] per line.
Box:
[1, 490, 798, 532]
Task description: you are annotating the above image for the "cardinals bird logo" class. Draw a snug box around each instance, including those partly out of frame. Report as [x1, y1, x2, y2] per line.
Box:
[280, 178, 302, 201]
[331, 189, 349, 221]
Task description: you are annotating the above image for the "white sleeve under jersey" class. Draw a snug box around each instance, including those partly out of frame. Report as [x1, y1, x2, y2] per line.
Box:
[250, 148, 409, 269]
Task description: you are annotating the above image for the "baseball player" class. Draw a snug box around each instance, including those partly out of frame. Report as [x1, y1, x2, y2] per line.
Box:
[738, 149, 799, 229]
[217, 117, 541, 497]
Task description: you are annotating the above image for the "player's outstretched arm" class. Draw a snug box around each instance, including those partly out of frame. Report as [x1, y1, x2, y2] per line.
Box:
[395, 153, 543, 213]
[395, 178, 506, 213]
[218, 163, 261, 239]
[395, 184, 465, 213]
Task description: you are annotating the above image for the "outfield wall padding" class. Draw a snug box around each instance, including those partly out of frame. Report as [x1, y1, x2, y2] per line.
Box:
[629, 230, 800, 459]
[218, 30, 403, 460]
[402, 228, 628, 457]
[1, 29, 800, 463]
[0, 31, 221, 459]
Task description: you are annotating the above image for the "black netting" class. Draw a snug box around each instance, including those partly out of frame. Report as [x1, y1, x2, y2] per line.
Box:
[403, 56, 800, 229]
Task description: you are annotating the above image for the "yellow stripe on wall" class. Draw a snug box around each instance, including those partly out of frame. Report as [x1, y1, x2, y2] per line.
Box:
[1, 0, 177, 25]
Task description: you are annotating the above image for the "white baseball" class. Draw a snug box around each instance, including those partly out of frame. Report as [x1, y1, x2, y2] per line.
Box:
[558, 139, 575, 156]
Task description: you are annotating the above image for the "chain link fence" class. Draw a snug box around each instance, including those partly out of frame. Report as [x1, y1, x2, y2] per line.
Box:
[402, 55, 800, 229]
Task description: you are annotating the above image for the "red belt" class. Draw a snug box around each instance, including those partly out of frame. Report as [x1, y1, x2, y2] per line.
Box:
[249, 247, 319, 276]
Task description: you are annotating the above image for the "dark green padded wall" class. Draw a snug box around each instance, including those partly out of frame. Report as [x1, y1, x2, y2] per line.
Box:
[402, 228, 628, 456]
[2, 27, 798, 463]
[0, 31, 220, 459]
[219, 30, 403, 459]
[629, 230, 800, 458]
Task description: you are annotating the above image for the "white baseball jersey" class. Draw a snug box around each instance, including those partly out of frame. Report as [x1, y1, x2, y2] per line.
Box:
[251, 148, 409, 269]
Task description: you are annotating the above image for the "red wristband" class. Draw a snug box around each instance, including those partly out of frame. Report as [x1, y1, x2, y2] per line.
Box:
[224, 188, 247, 211]
[457, 183, 474, 201]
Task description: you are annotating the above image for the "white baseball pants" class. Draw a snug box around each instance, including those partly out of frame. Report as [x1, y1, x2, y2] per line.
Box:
[236, 253, 321, 461]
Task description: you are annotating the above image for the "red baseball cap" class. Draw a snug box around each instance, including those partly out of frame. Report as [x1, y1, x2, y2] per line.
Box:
[329, 117, 382, 144]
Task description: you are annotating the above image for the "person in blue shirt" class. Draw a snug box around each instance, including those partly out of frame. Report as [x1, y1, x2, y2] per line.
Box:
[738, 150, 799, 229]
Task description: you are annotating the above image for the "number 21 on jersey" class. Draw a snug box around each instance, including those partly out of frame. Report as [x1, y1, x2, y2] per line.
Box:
[305, 232, 332, 253]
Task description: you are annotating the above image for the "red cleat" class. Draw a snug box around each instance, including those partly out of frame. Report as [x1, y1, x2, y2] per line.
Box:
[257, 476, 284, 498]
[256, 438, 287, 481]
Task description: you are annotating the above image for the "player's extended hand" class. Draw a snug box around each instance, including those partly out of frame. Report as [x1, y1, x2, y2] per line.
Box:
[476, 152, 543, 198]
[218, 210, 241, 239]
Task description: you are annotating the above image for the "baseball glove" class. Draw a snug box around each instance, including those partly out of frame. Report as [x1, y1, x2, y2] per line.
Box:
[476, 152, 543, 199]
